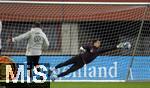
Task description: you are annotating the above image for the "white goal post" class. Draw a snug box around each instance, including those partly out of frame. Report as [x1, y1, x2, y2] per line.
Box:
[0, 1, 149, 5]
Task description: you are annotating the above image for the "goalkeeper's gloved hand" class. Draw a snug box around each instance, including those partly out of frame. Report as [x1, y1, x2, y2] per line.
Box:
[80, 46, 86, 52]
[79, 46, 86, 54]
[117, 42, 131, 49]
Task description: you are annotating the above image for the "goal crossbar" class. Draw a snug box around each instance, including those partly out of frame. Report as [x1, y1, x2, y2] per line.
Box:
[0, 1, 149, 6]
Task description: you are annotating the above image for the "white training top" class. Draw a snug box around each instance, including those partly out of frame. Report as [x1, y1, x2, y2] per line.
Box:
[0, 21, 2, 49]
[12, 28, 49, 56]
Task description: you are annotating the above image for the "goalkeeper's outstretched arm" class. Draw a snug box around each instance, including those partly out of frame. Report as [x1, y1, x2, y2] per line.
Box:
[97, 46, 118, 54]
[98, 42, 131, 54]
[80, 39, 131, 54]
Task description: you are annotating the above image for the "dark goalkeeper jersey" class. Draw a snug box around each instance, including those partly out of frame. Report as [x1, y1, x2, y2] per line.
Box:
[79, 44, 117, 64]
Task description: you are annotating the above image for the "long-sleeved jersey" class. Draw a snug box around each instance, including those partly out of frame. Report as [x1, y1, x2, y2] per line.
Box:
[0, 21, 2, 49]
[79, 44, 117, 64]
[12, 28, 49, 56]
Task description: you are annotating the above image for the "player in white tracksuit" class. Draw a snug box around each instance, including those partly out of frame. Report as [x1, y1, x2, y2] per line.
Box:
[0, 21, 2, 55]
[8, 22, 49, 76]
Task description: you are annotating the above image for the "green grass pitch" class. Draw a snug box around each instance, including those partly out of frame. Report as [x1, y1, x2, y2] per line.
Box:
[50, 82, 150, 88]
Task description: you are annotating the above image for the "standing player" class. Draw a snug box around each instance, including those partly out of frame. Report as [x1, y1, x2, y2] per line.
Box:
[50, 39, 131, 81]
[7, 22, 49, 77]
[0, 20, 2, 55]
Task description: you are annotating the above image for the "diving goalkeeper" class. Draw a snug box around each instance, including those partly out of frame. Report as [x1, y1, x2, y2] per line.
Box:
[7, 22, 49, 77]
[50, 39, 131, 81]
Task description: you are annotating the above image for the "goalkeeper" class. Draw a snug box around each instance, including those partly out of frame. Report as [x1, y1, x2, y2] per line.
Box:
[7, 22, 49, 77]
[50, 39, 131, 81]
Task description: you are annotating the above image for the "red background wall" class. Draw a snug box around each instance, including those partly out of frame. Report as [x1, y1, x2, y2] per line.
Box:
[0, 0, 149, 21]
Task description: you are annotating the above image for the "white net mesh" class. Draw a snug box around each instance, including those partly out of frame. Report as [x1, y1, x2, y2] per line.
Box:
[0, 2, 149, 81]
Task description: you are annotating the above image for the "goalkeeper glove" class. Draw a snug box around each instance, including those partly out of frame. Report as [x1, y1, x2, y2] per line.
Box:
[117, 42, 131, 49]
[80, 46, 86, 52]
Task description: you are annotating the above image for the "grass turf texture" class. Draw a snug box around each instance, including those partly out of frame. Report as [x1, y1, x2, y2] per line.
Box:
[50, 82, 150, 88]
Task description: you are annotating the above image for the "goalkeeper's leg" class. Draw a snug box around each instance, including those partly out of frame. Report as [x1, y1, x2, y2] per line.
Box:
[57, 62, 84, 78]
[49, 55, 79, 76]
[54, 55, 80, 70]
[51, 55, 84, 81]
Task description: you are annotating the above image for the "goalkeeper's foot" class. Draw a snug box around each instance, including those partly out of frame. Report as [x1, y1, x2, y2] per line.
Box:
[48, 67, 58, 76]
[48, 70, 53, 76]
[51, 74, 58, 82]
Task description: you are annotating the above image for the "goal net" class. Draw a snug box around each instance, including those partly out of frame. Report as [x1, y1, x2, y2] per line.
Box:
[0, 1, 150, 82]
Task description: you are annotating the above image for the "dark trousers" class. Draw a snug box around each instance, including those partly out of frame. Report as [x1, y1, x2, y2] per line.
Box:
[27, 56, 40, 70]
[27, 56, 40, 77]
[55, 55, 84, 77]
